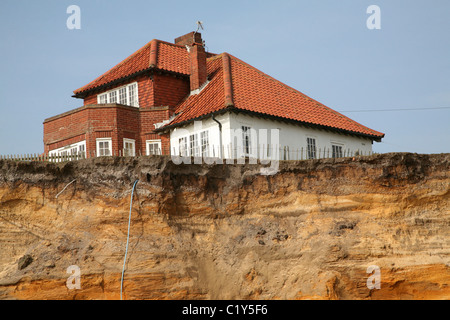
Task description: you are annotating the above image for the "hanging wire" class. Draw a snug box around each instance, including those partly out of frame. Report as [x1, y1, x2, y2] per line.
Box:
[120, 179, 139, 300]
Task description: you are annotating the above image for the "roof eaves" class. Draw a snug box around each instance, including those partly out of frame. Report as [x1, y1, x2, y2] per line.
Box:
[154, 105, 236, 133]
[155, 106, 384, 141]
[232, 108, 385, 140]
[72, 66, 190, 99]
[72, 67, 154, 99]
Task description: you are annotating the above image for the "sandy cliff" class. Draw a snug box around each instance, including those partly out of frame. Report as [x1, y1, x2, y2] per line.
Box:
[0, 153, 448, 300]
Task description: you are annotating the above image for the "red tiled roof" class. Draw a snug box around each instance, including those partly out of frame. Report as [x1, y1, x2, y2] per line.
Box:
[164, 53, 385, 139]
[73, 40, 190, 95]
[72, 35, 383, 139]
[170, 55, 226, 123]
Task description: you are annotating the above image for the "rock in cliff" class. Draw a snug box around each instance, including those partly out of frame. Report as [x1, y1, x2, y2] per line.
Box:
[0, 153, 448, 300]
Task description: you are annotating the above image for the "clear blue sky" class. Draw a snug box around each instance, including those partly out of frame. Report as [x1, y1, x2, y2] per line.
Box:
[1, 0, 449, 155]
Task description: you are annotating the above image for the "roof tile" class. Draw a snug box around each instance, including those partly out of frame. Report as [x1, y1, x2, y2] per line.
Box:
[73, 36, 384, 139]
[73, 40, 190, 95]
[166, 53, 384, 139]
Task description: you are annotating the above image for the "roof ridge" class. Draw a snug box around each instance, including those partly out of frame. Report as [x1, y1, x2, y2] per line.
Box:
[157, 39, 189, 49]
[149, 39, 158, 67]
[222, 53, 234, 107]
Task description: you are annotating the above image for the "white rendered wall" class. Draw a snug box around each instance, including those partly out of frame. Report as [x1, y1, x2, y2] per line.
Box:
[169, 113, 230, 158]
[169, 112, 375, 160]
[228, 113, 374, 159]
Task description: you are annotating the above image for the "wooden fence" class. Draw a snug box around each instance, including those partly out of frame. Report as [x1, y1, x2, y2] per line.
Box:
[0, 146, 376, 163]
[0, 153, 87, 162]
[173, 145, 376, 161]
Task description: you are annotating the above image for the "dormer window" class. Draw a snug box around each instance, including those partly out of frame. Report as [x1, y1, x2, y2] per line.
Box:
[97, 82, 139, 107]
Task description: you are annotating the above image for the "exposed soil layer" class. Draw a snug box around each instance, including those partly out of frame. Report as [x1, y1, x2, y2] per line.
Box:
[0, 153, 448, 299]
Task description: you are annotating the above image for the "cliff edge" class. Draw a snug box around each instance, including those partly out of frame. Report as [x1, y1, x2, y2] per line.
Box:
[0, 153, 448, 299]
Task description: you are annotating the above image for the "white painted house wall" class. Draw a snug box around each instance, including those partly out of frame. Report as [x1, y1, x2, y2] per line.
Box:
[229, 113, 373, 159]
[169, 112, 374, 160]
[170, 113, 230, 158]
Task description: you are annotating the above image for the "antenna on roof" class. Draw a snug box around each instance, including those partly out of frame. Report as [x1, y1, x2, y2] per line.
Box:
[194, 21, 206, 49]
[196, 21, 204, 33]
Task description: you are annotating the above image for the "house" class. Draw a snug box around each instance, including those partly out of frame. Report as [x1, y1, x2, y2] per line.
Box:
[43, 31, 384, 161]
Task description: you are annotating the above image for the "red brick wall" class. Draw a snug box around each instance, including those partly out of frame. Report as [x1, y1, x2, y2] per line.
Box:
[83, 95, 97, 105]
[44, 134, 87, 154]
[137, 75, 155, 108]
[117, 107, 141, 154]
[46, 73, 191, 156]
[44, 105, 141, 156]
[153, 74, 190, 107]
[82, 75, 156, 108]
[44, 104, 171, 156]
[81, 73, 189, 109]
[43, 107, 90, 154]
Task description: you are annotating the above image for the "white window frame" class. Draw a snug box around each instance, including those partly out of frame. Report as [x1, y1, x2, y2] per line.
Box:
[96, 138, 112, 157]
[307, 137, 316, 159]
[332, 144, 343, 158]
[123, 138, 136, 157]
[189, 133, 199, 157]
[146, 139, 162, 155]
[97, 82, 139, 107]
[242, 126, 252, 156]
[99, 93, 107, 104]
[49, 140, 86, 162]
[178, 137, 188, 156]
[200, 130, 209, 157]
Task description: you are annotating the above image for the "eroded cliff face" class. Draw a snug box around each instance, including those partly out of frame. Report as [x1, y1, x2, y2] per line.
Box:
[0, 153, 448, 300]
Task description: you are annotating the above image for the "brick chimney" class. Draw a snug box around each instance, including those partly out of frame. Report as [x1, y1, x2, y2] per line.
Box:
[175, 32, 207, 91]
[174, 31, 202, 47]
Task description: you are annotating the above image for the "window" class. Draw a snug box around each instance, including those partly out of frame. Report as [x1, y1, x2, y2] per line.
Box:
[123, 139, 135, 157]
[97, 82, 139, 107]
[49, 140, 86, 162]
[78, 143, 85, 155]
[190, 134, 199, 157]
[99, 93, 107, 104]
[178, 137, 188, 156]
[128, 83, 138, 107]
[200, 131, 209, 157]
[307, 137, 316, 159]
[146, 140, 162, 155]
[332, 145, 343, 158]
[96, 138, 112, 157]
[109, 91, 117, 104]
[242, 126, 251, 155]
[119, 87, 127, 105]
